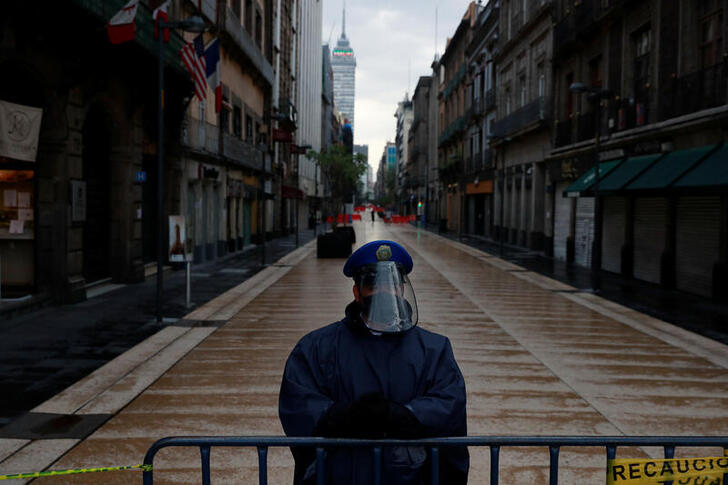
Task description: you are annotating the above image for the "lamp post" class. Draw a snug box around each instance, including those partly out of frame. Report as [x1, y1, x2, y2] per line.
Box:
[156, 16, 206, 323]
[569, 82, 612, 292]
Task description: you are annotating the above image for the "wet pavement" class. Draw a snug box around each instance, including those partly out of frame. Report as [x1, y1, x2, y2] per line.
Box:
[0, 226, 325, 428]
[430, 227, 728, 346]
[1, 219, 726, 483]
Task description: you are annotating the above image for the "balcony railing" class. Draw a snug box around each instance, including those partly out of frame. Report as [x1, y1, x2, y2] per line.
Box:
[576, 112, 595, 142]
[183, 117, 219, 154]
[493, 96, 551, 138]
[183, 117, 267, 172]
[658, 64, 727, 122]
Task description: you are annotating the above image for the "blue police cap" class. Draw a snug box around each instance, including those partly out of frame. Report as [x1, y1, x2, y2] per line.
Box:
[343, 240, 413, 277]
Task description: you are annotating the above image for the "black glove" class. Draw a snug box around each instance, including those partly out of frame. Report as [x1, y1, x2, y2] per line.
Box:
[314, 401, 352, 438]
[386, 401, 425, 439]
[314, 393, 425, 439]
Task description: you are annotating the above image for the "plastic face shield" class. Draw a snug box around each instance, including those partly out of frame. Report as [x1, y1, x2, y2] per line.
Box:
[355, 261, 418, 334]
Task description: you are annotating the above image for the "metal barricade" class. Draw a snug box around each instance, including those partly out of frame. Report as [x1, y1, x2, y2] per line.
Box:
[143, 436, 728, 485]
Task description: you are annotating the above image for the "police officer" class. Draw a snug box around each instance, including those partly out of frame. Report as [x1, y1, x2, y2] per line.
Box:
[279, 240, 469, 485]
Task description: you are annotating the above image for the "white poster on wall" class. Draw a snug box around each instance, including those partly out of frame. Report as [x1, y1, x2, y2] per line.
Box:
[169, 215, 187, 262]
[0, 100, 43, 162]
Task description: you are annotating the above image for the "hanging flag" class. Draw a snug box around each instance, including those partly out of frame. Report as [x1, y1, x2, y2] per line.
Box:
[205, 38, 222, 113]
[107, 0, 139, 44]
[153, 0, 170, 43]
[179, 34, 208, 101]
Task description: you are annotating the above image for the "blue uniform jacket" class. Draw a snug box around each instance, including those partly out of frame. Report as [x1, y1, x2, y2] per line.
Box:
[279, 302, 469, 485]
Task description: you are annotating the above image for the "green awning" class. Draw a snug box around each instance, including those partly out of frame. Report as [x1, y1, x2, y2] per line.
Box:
[563, 160, 621, 197]
[626, 145, 719, 190]
[599, 154, 663, 192]
[673, 145, 728, 188]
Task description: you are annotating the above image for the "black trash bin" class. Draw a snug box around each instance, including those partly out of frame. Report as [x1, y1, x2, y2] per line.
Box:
[335, 225, 356, 245]
[317, 231, 352, 258]
[439, 218, 448, 233]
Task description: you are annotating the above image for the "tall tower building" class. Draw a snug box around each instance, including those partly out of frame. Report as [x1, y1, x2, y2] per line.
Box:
[331, 0, 356, 132]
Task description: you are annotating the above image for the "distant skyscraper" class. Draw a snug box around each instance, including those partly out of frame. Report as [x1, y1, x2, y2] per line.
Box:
[331, 0, 356, 132]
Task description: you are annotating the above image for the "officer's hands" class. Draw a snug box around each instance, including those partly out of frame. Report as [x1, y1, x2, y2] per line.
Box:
[315, 393, 424, 439]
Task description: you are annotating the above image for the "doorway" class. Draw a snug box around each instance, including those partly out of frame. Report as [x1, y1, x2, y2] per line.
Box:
[82, 106, 112, 283]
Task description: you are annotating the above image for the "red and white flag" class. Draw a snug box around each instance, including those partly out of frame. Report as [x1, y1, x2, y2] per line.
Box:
[179, 34, 208, 101]
[153, 0, 170, 43]
[107, 0, 139, 44]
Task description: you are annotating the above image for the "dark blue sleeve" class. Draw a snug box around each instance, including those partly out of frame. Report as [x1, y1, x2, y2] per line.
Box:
[406, 337, 467, 437]
[278, 338, 334, 437]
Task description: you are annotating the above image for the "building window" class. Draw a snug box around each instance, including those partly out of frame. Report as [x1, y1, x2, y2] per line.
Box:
[565, 72, 574, 118]
[245, 0, 252, 33]
[505, 86, 512, 115]
[537, 62, 545, 97]
[233, 106, 242, 138]
[589, 56, 603, 88]
[245, 114, 253, 142]
[518, 73, 527, 107]
[700, 10, 723, 67]
[633, 26, 651, 125]
[255, 10, 263, 49]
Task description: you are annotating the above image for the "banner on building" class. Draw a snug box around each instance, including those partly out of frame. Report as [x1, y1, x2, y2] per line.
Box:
[169, 215, 187, 262]
[0, 100, 43, 162]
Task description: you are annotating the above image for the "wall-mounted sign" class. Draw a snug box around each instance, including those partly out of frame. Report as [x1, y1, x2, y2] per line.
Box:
[0, 100, 43, 162]
[272, 128, 293, 143]
[197, 164, 220, 180]
[136, 171, 147, 182]
[169, 215, 186, 262]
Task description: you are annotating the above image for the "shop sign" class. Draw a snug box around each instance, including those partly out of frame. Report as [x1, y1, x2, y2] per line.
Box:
[168, 215, 187, 262]
[136, 171, 147, 182]
[466, 180, 493, 194]
[272, 128, 292, 143]
[197, 164, 220, 180]
[0, 100, 43, 162]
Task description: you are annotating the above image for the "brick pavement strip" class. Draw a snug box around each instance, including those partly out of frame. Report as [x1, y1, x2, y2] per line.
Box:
[1, 222, 727, 484]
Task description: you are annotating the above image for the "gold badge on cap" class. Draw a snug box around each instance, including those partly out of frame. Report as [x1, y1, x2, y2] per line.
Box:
[376, 244, 392, 261]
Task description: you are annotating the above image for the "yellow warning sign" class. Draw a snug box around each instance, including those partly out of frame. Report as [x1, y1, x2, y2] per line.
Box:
[607, 456, 728, 485]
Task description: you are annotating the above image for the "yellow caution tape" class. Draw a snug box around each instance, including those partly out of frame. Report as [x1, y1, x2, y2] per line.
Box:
[607, 456, 728, 485]
[0, 464, 152, 480]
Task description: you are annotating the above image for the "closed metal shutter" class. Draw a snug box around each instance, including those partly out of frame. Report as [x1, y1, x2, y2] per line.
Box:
[633, 197, 667, 284]
[575, 197, 595, 268]
[676, 196, 720, 297]
[601, 197, 626, 274]
[554, 182, 572, 261]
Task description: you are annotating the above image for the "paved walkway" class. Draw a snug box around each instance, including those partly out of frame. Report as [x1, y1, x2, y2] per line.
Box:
[0, 225, 324, 427]
[433, 227, 728, 346]
[1, 220, 726, 484]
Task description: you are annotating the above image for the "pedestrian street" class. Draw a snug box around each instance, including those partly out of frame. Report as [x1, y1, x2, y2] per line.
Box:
[3, 220, 725, 484]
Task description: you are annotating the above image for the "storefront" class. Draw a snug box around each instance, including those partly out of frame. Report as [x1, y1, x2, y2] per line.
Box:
[465, 179, 493, 236]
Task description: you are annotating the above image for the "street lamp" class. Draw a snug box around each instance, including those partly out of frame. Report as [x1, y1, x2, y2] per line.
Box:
[156, 16, 207, 323]
[569, 82, 612, 292]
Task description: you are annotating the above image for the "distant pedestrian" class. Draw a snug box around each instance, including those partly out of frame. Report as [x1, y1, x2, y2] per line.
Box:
[279, 240, 469, 485]
[370, 209, 375, 222]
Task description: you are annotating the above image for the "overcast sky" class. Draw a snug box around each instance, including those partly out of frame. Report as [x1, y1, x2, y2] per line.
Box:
[321, 0, 471, 181]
